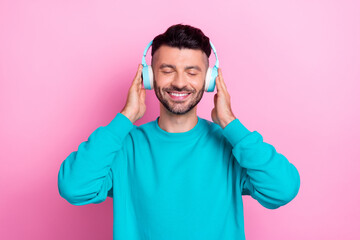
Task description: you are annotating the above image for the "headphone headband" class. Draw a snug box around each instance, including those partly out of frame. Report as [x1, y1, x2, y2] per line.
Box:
[141, 40, 219, 68]
[142, 40, 153, 66]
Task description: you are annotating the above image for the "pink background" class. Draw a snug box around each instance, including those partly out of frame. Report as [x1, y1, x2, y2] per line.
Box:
[1, 0, 359, 239]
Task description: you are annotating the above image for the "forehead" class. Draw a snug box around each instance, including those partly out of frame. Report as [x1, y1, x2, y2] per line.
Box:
[153, 45, 207, 68]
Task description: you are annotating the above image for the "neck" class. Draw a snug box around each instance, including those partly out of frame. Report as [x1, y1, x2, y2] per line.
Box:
[158, 105, 198, 133]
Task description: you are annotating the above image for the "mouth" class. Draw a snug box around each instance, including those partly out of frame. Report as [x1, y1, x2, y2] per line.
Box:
[166, 91, 192, 101]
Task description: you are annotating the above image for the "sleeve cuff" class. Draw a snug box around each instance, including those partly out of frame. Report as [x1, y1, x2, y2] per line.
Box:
[222, 118, 252, 147]
[102, 112, 134, 142]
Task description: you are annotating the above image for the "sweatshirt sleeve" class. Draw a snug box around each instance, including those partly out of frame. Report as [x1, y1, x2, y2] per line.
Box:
[57, 113, 134, 206]
[223, 119, 300, 209]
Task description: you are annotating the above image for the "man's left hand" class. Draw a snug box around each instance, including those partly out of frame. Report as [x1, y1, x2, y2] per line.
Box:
[211, 68, 236, 129]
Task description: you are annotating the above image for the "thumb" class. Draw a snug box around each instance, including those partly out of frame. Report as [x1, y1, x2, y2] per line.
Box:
[213, 93, 218, 106]
[140, 88, 146, 102]
[211, 108, 217, 123]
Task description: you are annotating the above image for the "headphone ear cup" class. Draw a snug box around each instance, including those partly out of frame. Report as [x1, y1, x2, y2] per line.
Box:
[142, 65, 154, 90]
[148, 66, 154, 89]
[205, 67, 215, 92]
[205, 67, 211, 92]
[208, 67, 218, 92]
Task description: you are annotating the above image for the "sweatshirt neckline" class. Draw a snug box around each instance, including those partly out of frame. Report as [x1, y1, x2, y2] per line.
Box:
[153, 116, 207, 141]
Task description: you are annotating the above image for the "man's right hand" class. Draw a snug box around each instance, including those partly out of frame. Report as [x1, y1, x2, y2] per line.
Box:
[120, 64, 146, 123]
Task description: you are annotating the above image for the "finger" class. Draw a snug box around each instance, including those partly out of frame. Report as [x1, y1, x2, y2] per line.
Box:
[133, 64, 143, 84]
[213, 93, 218, 106]
[218, 68, 227, 90]
[215, 74, 222, 93]
[140, 88, 146, 102]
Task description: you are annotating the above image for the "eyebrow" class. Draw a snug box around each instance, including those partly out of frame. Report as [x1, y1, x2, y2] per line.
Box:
[159, 64, 202, 71]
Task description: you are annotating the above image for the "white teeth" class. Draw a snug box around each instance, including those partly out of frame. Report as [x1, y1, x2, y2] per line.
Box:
[169, 92, 189, 97]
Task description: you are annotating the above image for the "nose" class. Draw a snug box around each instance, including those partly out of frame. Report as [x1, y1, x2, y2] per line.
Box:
[171, 72, 188, 90]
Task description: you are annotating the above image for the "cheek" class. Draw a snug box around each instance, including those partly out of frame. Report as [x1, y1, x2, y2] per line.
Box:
[154, 74, 170, 88]
[189, 76, 205, 88]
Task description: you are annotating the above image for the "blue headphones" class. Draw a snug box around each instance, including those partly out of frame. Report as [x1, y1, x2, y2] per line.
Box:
[141, 40, 220, 92]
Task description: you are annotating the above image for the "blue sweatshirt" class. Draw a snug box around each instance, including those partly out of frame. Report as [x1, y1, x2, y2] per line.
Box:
[58, 113, 300, 239]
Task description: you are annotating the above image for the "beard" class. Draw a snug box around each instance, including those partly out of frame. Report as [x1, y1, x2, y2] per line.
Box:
[153, 80, 205, 115]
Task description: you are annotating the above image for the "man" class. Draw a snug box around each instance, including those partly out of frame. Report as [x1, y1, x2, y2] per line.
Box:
[58, 24, 300, 239]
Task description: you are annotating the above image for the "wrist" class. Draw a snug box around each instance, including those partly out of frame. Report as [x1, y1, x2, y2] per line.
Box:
[220, 115, 236, 129]
[120, 109, 136, 123]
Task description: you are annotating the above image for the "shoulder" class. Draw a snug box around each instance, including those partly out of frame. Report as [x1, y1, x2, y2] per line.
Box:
[135, 119, 157, 132]
[126, 118, 157, 137]
[198, 118, 233, 154]
[200, 117, 222, 133]
[199, 117, 228, 142]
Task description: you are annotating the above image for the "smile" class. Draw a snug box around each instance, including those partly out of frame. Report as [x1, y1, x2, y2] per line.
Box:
[167, 91, 191, 100]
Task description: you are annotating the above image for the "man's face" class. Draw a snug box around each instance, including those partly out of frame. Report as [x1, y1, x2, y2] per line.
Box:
[151, 45, 208, 115]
